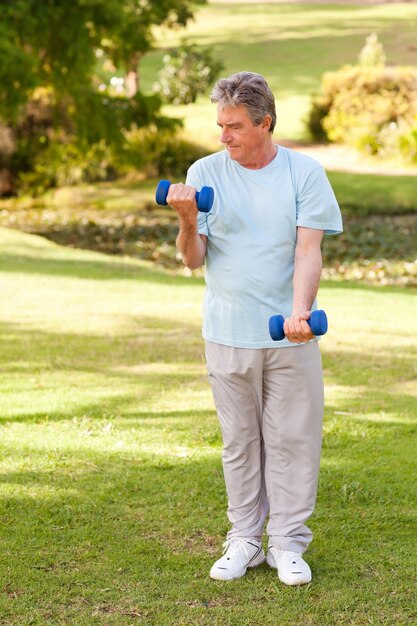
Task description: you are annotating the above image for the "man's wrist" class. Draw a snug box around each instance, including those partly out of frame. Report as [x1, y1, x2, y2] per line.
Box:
[178, 217, 199, 233]
[291, 308, 311, 316]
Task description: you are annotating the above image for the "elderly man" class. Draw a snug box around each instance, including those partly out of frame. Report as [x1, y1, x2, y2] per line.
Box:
[166, 72, 343, 585]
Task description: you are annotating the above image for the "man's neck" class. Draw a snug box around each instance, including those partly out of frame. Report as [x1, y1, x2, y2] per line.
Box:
[242, 142, 277, 170]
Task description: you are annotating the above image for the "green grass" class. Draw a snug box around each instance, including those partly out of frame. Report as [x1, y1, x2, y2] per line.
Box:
[0, 226, 416, 625]
[327, 171, 417, 217]
[141, 2, 417, 144]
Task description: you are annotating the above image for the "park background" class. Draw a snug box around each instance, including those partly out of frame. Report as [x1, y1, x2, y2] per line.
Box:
[0, 1, 416, 624]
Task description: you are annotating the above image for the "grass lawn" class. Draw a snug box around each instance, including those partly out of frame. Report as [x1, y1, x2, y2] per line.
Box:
[141, 2, 417, 145]
[0, 226, 416, 625]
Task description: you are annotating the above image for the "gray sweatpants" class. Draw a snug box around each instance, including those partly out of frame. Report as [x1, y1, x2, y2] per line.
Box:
[205, 340, 324, 553]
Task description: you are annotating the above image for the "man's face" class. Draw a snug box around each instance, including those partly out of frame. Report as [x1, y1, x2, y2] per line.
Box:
[217, 104, 271, 167]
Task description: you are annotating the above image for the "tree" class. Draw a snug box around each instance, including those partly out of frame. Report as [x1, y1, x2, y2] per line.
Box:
[0, 0, 206, 190]
[153, 41, 224, 105]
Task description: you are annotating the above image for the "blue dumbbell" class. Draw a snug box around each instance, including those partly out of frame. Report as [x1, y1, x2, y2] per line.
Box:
[269, 310, 328, 341]
[155, 179, 214, 213]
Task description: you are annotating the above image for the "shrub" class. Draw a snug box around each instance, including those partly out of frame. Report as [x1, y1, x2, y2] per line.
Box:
[120, 126, 208, 179]
[18, 141, 117, 196]
[398, 122, 417, 163]
[3, 86, 200, 195]
[153, 41, 224, 105]
[306, 36, 417, 163]
[3, 87, 118, 195]
[358, 33, 386, 67]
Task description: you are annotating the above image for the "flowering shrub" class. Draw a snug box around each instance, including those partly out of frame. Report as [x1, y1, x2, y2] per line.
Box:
[306, 36, 417, 163]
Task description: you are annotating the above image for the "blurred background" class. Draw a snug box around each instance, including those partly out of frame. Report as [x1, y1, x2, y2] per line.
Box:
[1, 0, 416, 285]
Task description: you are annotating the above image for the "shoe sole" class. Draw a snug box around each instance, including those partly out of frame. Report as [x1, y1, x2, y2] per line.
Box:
[266, 552, 312, 586]
[210, 552, 266, 581]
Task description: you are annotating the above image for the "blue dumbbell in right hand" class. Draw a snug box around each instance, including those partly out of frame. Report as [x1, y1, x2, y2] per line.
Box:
[155, 179, 214, 213]
[269, 310, 328, 341]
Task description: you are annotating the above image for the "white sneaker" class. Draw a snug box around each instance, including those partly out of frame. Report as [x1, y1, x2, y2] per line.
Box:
[210, 538, 265, 581]
[267, 546, 312, 585]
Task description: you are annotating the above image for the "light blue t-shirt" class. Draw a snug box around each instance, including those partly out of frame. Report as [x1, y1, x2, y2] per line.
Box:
[186, 145, 343, 349]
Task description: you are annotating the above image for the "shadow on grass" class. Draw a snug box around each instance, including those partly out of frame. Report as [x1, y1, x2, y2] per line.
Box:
[0, 250, 203, 286]
[322, 347, 417, 385]
[0, 316, 208, 425]
[1, 337, 416, 621]
[0, 315, 204, 369]
[0, 420, 416, 622]
[1, 313, 416, 425]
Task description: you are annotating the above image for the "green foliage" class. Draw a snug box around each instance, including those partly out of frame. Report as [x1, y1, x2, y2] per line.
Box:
[0, 0, 207, 193]
[120, 126, 209, 178]
[153, 42, 224, 105]
[18, 141, 117, 197]
[307, 37, 417, 163]
[1, 83, 184, 195]
[2, 87, 118, 196]
[0, 0, 206, 119]
[8, 106, 206, 195]
[397, 121, 417, 163]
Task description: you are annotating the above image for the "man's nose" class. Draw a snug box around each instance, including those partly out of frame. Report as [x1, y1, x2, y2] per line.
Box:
[220, 128, 230, 144]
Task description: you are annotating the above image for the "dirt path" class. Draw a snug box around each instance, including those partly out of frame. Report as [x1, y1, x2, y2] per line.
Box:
[278, 140, 417, 175]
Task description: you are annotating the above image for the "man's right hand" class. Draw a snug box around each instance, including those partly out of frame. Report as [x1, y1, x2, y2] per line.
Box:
[166, 182, 198, 223]
[168, 182, 207, 270]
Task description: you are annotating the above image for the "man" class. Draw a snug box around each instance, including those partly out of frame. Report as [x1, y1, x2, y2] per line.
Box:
[166, 72, 343, 585]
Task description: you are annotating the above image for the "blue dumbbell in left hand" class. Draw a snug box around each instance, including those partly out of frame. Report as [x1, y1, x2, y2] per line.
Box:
[269, 310, 328, 341]
[155, 179, 214, 213]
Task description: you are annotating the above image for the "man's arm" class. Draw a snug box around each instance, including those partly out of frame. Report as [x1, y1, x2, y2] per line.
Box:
[284, 226, 324, 343]
[166, 183, 207, 270]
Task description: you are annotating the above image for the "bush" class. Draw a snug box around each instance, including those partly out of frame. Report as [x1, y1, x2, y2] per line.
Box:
[3, 86, 201, 195]
[398, 122, 417, 163]
[3, 87, 119, 195]
[18, 141, 117, 196]
[120, 126, 208, 179]
[153, 41, 224, 105]
[17, 124, 207, 196]
[306, 37, 417, 163]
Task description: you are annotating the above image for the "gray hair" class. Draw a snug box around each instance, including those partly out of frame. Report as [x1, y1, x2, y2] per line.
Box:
[210, 72, 277, 134]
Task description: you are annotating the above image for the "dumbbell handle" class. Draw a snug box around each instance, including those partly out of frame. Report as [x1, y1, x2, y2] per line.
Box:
[269, 310, 328, 341]
[155, 179, 214, 213]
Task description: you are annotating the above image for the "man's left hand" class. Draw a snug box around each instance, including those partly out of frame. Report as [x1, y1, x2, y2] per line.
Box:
[283, 311, 315, 343]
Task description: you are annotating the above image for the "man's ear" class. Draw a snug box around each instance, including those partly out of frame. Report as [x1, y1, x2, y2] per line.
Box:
[262, 115, 272, 133]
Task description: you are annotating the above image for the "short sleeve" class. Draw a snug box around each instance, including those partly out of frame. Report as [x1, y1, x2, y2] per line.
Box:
[186, 163, 208, 237]
[296, 167, 343, 235]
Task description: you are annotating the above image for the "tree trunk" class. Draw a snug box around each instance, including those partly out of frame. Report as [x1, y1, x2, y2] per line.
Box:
[125, 52, 142, 97]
